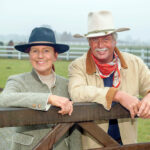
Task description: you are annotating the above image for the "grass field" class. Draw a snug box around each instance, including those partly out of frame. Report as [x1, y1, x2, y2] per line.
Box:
[0, 58, 70, 88]
[0, 58, 150, 142]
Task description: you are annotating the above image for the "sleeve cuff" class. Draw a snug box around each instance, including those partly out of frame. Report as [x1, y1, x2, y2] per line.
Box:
[106, 87, 118, 110]
[44, 94, 51, 111]
[146, 90, 150, 95]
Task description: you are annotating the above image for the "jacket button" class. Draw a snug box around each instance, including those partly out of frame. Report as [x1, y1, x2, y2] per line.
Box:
[32, 104, 36, 108]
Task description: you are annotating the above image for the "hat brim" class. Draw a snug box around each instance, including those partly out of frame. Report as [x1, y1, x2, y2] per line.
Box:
[74, 28, 130, 38]
[15, 42, 69, 54]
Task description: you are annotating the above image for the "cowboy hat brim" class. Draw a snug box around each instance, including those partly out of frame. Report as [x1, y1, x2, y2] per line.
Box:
[74, 27, 130, 38]
[15, 42, 69, 54]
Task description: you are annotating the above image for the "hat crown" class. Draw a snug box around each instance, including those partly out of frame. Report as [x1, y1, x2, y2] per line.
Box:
[15, 27, 69, 53]
[29, 27, 56, 43]
[74, 10, 129, 38]
[88, 10, 114, 33]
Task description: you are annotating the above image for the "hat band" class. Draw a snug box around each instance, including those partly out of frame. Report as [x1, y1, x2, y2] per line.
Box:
[84, 29, 115, 36]
[29, 41, 54, 44]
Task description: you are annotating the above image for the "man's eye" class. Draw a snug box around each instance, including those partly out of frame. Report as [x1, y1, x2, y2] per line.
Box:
[104, 37, 111, 41]
[92, 38, 98, 42]
[104, 38, 109, 41]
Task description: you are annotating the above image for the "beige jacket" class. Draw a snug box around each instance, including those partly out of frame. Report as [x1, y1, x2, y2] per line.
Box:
[68, 48, 150, 149]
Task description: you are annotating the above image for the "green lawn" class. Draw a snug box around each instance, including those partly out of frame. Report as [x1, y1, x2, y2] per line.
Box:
[138, 118, 150, 142]
[0, 58, 70, 88]
[0, 58, 150, 142]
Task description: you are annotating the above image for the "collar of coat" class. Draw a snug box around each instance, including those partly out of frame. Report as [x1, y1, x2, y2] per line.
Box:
[31, 68, 56, 88]
[86, 47, 128, 75]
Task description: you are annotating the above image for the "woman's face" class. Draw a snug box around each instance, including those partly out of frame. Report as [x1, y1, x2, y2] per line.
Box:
[29, 45, 58, 75]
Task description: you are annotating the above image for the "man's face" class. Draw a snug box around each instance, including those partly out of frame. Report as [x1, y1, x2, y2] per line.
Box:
[89, 34, 116, 64]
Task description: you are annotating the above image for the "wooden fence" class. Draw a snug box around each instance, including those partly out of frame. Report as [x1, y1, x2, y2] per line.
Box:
[0, 103, 150, 150]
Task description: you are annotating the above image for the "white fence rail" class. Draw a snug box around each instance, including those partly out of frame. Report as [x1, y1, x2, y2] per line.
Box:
[0, 46, 150, 67]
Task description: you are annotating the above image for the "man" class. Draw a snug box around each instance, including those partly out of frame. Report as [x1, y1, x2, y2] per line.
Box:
[68, 10, 150, 149]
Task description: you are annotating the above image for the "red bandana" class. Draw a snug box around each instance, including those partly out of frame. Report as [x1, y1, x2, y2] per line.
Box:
[92, 53, 120, 88]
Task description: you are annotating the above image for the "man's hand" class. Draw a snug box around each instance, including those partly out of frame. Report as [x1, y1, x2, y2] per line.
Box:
[138, 93, 150, 118]
[48, 95, 73, 116]
[114, 91, 140, 119]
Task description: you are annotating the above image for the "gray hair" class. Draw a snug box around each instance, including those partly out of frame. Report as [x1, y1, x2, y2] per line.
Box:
[112, 33, 118, 41]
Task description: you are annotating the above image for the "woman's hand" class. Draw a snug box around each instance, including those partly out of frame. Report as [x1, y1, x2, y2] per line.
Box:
[48, 95, 73, 116]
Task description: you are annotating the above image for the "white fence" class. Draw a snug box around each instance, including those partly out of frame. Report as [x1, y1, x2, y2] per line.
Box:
[0, 46, 89, 60]
[0, 46, 150, 67]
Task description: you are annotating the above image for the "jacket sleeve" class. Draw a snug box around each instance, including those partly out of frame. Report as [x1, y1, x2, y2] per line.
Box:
[68, 60, 117, 110]
[137, 57, 150, 96]
[0, 78, 51, 111]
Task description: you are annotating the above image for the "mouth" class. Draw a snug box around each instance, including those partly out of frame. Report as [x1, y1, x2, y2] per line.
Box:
[95, 48, 108, 52]
[37, 61, 45, 65]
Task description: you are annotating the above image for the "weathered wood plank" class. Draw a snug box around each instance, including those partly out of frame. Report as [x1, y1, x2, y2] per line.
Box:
[78, 122, 120, 147]
[0, 103, 131, 127]
[33, 123, 74, 150]
[88, 142, 150, 150]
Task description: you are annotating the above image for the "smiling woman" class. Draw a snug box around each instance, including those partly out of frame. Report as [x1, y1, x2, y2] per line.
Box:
[0, 27, 81, 150]
[29, 46, 58, 75]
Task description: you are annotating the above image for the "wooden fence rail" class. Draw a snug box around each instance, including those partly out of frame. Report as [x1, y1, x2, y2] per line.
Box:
[0, 102, 150, 150]
[0, 103, 130, 127]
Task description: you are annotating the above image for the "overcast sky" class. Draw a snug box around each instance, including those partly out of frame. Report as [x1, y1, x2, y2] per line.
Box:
[1, 0, 150, 42]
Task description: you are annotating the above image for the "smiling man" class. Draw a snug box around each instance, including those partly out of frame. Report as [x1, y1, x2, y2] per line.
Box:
[68, 10, 150, 149]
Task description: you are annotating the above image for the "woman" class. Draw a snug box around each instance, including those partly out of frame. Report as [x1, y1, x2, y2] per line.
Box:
[0, 27, 81, 150]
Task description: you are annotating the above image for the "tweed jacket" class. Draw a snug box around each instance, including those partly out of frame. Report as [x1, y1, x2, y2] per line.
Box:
[0, 69, 81, 150]
[68, 48, 150, 149]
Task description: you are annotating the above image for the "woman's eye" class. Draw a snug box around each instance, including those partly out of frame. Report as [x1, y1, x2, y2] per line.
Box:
[32, 50, 38, 53]
[44, 49, 50, 52]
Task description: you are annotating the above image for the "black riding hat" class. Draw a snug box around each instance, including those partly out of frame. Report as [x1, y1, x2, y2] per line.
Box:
[15, 27, 69, 53]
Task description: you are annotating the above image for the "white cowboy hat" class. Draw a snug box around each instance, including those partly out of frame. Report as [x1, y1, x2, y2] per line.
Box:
[74, 10, 130, 38]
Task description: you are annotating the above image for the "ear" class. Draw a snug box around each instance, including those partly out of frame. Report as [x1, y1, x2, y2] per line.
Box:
[88, 38, 92, 47]
[54, 52, 58, 62]
[112, 39, 117, 47]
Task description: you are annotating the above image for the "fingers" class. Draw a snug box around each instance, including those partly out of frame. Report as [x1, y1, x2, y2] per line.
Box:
[58, 100, 73, 116]
[129, 110, 135, 119]
[138, 101, 150, 118]
[138, 93, 150, 118]
[129, 101, 139, 119]
[129, 106, 137, 119]
[138, 103, 145, 117]
[68, 102, 73, 116]
[142, 105, 150, 118]
[48, 95, 73, 116]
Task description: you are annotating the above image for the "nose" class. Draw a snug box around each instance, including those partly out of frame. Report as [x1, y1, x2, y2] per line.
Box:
[38, 51, 44, 58]
[97, 39, 104, 48]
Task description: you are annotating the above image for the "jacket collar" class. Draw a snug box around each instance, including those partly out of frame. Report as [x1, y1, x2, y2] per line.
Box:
[31, 68, 41, 82]
[31, 68, 56, 87]
[86, 47, 128, 75]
